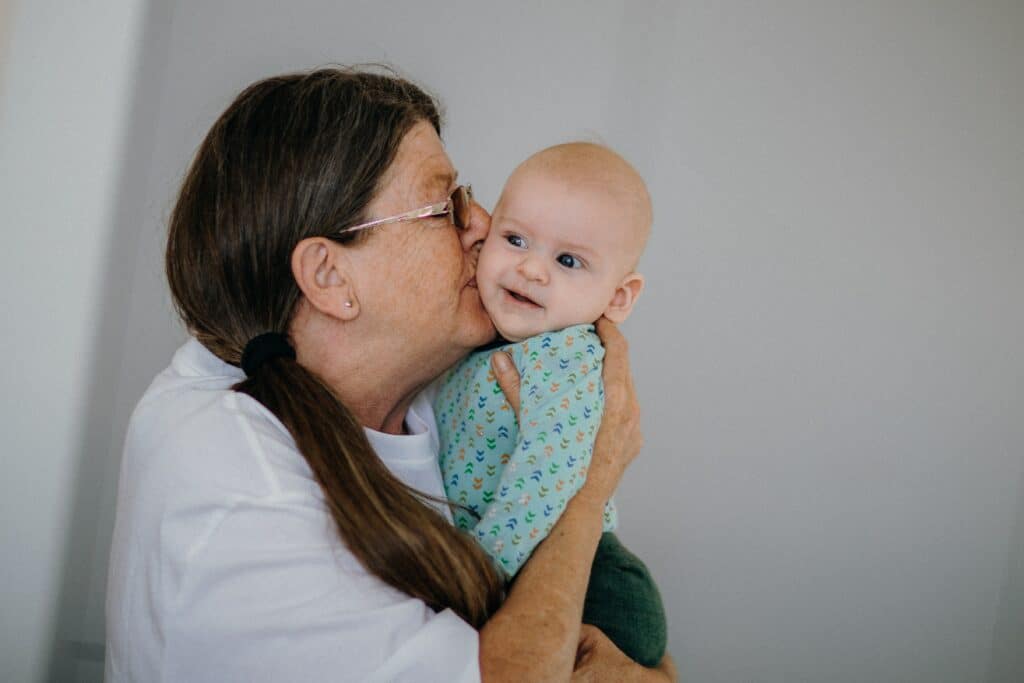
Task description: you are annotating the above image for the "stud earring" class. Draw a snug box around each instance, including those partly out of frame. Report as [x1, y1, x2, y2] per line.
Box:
[344, 301, 353, 308]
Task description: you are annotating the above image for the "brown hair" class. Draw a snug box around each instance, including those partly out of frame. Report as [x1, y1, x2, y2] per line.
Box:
[166, 68, 504, 627]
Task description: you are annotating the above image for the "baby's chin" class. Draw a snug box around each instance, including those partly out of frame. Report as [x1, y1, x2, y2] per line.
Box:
[489, 313, 534, 344]
[480, 294, 536, 343]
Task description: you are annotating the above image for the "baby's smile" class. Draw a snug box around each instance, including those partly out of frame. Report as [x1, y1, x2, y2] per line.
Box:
[503, 286, 543, 309]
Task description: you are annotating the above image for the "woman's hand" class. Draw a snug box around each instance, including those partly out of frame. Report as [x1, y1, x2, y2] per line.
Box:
[573, 625, 676, 682]
[579, 317, 642, 504]
[490, 349, 521, 414]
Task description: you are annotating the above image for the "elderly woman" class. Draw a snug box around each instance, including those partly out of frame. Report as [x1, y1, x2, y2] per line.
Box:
[105, 68, 675, 682]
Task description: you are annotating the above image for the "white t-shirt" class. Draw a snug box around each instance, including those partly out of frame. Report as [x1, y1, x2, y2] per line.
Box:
[105, 338, 480, 682]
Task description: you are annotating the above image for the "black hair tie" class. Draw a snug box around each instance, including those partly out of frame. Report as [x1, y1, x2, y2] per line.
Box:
[241, 332, 296, 377]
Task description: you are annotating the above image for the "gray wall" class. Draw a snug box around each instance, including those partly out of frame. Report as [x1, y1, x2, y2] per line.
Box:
[2, 1, 1022, 682]
[0, 0, 148, 681]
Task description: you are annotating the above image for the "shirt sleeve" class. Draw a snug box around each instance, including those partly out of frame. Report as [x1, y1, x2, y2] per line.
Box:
[472, 325, 617, 577]
[163, 494, 481, 683]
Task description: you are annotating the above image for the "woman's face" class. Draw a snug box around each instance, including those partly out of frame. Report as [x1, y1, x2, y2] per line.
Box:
[350, 121, 494, 372]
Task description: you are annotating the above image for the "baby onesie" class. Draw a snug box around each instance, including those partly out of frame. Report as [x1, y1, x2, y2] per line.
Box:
[434, 323, 617, 577]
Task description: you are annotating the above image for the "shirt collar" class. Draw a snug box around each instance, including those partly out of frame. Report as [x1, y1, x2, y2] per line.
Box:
[172, 337, 243, 380]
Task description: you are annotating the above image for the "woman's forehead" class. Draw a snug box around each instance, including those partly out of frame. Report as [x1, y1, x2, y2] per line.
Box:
[393, 122, 457, 197]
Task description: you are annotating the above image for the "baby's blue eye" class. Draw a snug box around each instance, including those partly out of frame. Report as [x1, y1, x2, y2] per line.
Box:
[506, 234, 526, 248]
[557, 254, 582, 269]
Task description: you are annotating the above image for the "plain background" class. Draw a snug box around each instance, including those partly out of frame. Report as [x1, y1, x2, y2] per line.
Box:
[1, 1, 1021, 682]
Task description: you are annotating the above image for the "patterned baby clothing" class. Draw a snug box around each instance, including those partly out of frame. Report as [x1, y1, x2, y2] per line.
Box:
[434, 323, 618, 577]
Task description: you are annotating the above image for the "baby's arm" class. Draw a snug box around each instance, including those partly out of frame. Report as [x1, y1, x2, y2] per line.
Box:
[473, 326, 615, 576]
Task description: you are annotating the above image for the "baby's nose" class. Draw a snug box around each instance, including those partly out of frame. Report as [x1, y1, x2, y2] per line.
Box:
[518, 255, 548, 284]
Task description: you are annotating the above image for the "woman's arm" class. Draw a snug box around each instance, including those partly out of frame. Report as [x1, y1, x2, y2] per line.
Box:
[478, 318, 643, 683]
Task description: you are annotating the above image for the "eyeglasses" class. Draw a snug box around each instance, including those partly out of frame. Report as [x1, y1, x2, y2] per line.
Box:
[335, 185, 474, 236]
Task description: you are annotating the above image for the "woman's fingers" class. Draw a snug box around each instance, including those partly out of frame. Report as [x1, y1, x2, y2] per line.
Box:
[491, 351, 521, 417]
[571, 624, 637, 682]
[595, 318, 638, 424]
[595, 317, 628, 368]
[582, 317, 643, 503]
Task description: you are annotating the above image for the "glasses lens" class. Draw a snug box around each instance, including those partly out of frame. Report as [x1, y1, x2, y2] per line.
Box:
[451, 185, 471, 230]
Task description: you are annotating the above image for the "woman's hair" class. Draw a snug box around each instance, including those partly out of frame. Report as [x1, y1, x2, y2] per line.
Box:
[166, 68, 504, 628]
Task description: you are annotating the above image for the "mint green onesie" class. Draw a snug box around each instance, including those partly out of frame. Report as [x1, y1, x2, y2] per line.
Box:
[434, 323, 617, 577]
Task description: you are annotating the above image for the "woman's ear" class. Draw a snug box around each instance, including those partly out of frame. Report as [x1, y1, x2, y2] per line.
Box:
[602, 272, 645, 324]
[291, 237, 359, 321]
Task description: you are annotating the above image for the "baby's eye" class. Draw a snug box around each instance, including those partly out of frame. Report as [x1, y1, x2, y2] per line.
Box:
[557, 254, 583, 269]
[506, 234, 526, 248]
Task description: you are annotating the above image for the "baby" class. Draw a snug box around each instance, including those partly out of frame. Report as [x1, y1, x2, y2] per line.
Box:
[433, 142, 666, 666]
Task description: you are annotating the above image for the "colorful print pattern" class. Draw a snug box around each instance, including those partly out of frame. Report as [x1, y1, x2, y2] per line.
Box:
[435, 323, 618, 577]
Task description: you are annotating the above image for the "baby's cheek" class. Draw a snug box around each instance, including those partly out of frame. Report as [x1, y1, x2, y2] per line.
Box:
[554, 286, 606, 327]
[475, 274, 503, 323]
[475, 248, 502, 293]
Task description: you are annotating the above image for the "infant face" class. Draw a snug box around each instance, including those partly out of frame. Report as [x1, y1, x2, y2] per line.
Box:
[476, 147, 649, 342]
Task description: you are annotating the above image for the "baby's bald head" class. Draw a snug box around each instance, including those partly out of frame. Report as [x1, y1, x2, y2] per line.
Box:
[500, 142, 652, 271]
[479, 142, 651, 339]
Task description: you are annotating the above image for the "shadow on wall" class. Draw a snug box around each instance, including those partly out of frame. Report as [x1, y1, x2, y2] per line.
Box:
[987, 466, 1024, 683]
[45, 0, 175, 680]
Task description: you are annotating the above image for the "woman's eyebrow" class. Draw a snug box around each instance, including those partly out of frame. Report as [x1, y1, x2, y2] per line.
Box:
[423, 170, 458, 196]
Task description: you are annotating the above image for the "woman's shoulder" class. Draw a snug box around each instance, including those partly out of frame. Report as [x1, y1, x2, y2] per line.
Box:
[123, 342, 308, 501]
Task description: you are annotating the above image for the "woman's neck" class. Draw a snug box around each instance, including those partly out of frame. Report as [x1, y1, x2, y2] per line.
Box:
[351, 389, 420, 435]
[292, 318, 440, 435]
[319, 354, 428, 435]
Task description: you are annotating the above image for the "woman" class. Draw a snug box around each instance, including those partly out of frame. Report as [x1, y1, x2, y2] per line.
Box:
[106, 68, 675, 682]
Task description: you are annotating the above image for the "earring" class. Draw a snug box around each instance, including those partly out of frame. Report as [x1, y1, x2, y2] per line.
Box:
[344, 301, 353, 308]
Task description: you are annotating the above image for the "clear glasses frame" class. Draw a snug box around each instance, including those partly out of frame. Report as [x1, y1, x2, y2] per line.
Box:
[335, 185, 473, 236]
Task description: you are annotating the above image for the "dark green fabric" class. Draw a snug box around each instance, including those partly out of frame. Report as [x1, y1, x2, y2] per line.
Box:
[582, 532, 667, 667]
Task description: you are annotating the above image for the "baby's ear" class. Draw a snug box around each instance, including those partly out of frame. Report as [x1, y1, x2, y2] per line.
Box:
[603, 272, 645, 324]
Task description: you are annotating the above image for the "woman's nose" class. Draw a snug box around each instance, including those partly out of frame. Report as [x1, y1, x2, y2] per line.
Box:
[460, 199, 490, 253]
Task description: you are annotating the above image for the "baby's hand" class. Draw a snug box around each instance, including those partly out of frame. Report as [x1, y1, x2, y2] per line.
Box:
[490, 351, 520, 418]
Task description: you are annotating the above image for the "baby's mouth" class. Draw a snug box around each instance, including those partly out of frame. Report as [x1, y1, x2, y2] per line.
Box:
[504, 287, 542, 308]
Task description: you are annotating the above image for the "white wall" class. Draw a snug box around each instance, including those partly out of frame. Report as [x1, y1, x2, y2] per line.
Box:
[0, 1, 148, 681]
[3, 1, 1022, 681]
